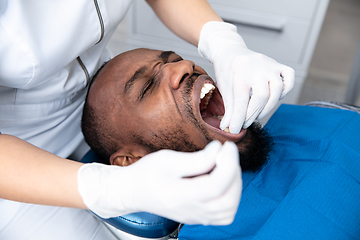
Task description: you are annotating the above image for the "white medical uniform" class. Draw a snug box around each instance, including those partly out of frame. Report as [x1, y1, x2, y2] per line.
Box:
[0, 0, 132, 239]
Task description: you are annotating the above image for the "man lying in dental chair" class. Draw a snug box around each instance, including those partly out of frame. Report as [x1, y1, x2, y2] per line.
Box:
[81, 48, 360, 239]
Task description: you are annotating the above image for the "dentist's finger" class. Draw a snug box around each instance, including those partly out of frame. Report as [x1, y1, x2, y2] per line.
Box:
[243, 84, 268, 128]
[228, 81, 250, 133]
[202, 163, 241, 213]
[188, 142, 241, 201]
[215, 70, 234, 131]
[219, 94, 233, 131]
[166, 141, 222, 178]
[280, 66, 295, 99]
[257, 77, 283, 120]
[196, 142, 242, 226]
[228, 95, 249, 133]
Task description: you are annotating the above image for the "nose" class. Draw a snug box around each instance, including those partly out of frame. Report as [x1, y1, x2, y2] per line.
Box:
[162, 60, 195, 89]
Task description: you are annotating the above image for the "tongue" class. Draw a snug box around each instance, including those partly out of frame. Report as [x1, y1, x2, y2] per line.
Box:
[201, 115, 221, 129]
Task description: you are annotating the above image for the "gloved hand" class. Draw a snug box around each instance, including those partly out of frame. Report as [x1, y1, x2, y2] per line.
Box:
[78, 141, 242, 225]
[198, 21, 295, 133]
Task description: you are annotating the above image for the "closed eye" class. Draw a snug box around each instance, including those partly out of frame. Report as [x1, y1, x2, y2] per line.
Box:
[138, 77, 155, 101]
[138, 55, 183, 101]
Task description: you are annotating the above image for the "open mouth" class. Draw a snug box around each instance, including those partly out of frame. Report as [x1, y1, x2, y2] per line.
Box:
[195, 75, 246, 141]
[200, 82, 225, 130]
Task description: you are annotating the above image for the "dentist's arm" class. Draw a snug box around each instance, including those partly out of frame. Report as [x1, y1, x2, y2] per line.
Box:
[147, 0, 295, 132]
[146, 0, 221, 46]
[0, 134, 86, 209]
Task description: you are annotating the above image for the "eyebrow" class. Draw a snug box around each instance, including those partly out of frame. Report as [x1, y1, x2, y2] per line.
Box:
[159, 51, 175, 62]
[124, 51, 176, 95]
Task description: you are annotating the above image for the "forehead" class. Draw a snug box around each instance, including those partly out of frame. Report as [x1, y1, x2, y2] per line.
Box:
[89, 49, 158, 90]
[104, 49, 176, 87]
[115, 48, 166, 70]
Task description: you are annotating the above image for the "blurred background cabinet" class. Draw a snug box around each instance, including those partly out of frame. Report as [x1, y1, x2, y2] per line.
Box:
[125, 0, 330, 110]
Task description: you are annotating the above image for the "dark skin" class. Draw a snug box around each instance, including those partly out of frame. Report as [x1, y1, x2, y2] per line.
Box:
[87, 48, 260, 167]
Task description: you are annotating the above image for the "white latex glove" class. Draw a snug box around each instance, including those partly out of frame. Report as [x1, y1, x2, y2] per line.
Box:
[78, 141, 242, 225]
[198, 21, 295, 132]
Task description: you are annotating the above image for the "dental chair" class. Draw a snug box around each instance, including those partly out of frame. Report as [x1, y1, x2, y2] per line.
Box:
[81, 150, 181, 240]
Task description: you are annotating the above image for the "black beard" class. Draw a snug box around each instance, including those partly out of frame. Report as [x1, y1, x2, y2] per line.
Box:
[235, 122, 273, 172]
[133, 76, 273, 172]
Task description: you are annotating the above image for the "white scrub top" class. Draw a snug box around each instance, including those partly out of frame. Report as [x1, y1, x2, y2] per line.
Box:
[0, 1, 133, 239]
[0, 0, 132, 158]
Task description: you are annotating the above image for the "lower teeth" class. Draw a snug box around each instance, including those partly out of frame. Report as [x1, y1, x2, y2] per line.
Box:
[214, 116, 229, 132]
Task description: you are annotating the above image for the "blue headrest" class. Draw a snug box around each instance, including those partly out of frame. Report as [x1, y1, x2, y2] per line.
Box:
[81, 150, 180, 239]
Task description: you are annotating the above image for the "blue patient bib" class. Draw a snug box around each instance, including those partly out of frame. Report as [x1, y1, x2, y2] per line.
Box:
[179, 104, 360, 240]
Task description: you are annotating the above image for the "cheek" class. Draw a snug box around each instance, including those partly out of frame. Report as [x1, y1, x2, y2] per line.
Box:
[142, 98, 181, 124]
[138, 93, 211, 147]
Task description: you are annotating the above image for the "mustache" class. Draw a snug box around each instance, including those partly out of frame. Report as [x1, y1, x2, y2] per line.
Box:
[183, 73, 198, 95]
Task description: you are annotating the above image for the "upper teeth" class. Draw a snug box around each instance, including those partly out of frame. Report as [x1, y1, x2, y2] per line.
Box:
[200, 83, 215, 99]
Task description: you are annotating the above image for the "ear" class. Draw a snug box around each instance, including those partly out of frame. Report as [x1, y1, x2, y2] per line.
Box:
[110, 149, 142, 167]
[111, 156, 141, 167]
